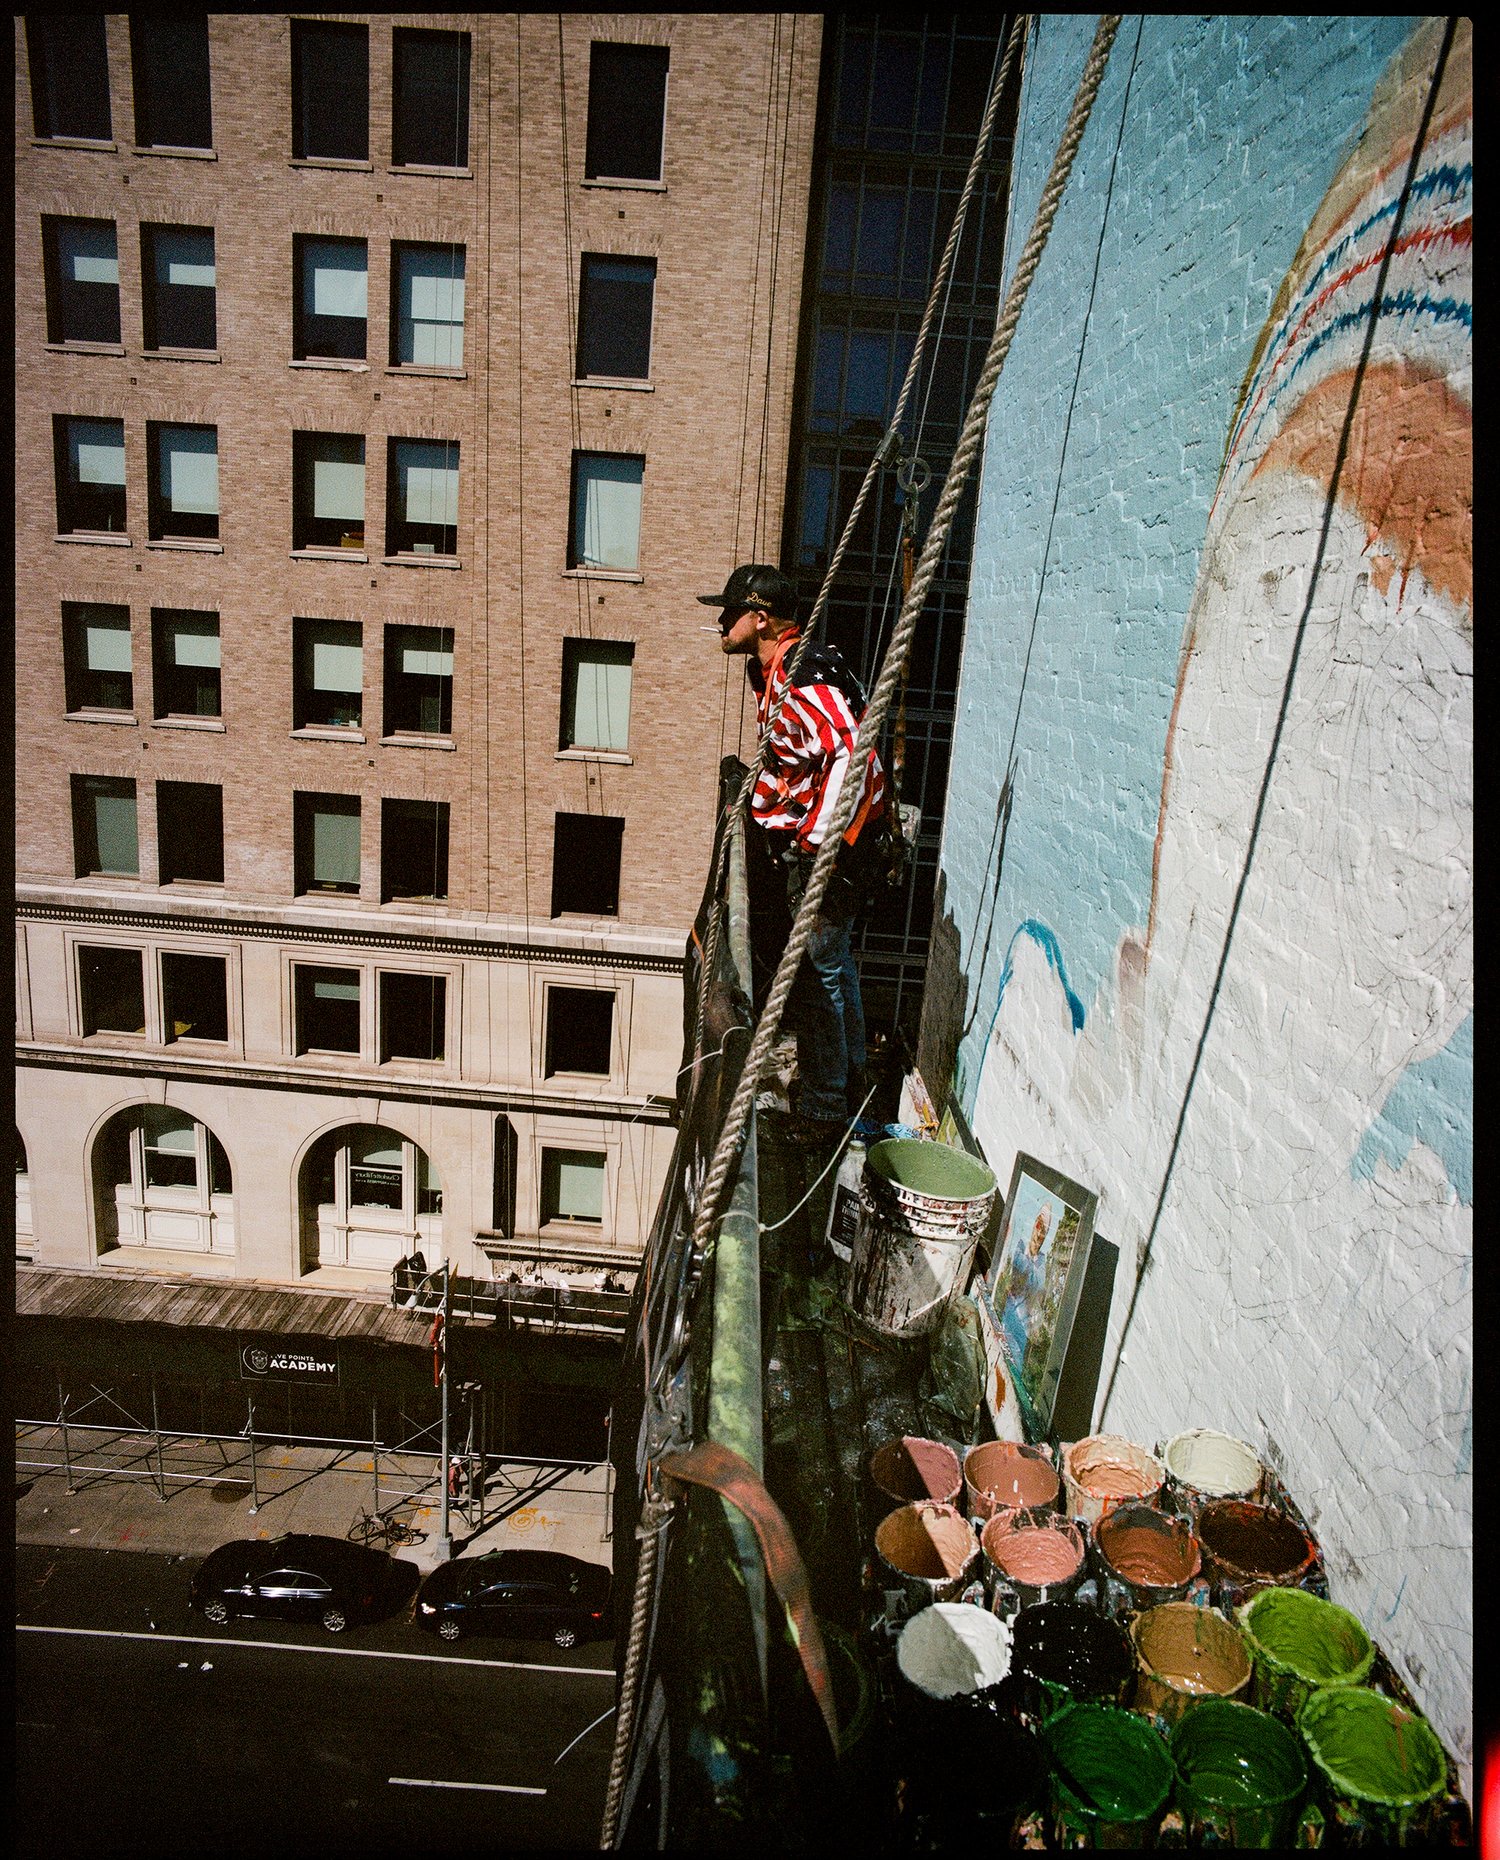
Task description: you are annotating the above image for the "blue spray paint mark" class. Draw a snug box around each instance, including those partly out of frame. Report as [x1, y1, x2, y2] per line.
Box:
[1351, 1014, 1473, 1206]
[968, 919, 1087, 1115]
[1384, 1574, 1408, 1623]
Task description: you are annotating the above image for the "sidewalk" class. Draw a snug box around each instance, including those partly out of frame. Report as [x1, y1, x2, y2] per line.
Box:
[14, 1427, 614, 1576]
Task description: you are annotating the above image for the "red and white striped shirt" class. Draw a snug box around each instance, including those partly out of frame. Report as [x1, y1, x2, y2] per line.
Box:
[750, 630, 887, 852]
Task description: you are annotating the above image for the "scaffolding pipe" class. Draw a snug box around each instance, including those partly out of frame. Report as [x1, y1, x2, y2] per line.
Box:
[246, 1393, 260, 1514]
[150, 1374, 168, 1503]
[58, 1375, 75, 1495]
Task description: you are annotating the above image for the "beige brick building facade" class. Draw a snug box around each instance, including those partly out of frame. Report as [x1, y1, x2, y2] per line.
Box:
[15, 14, 822, 1295]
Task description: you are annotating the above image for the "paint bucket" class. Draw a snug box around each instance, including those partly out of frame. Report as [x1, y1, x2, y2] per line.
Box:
[1061, 1434, 1166, 1528]
[1131, 1602, 1252, 1726]
[845, 1138, 996, 1339]
[1238, 1586, 1374, 1718]
[1198, 1499, 1320, 1610]
[980, 1508, 1086, 1617]
[868, 1436, 963, 1513]
[963, 1439, 1060, 1522]
[896, 1600, 1014, 1701]
[1161, 1427, 1266, 1517]
[819, 1619, 877, 1761]
[1297, 1686, 1449, 1845]
[1169, 1697, 1309, 1847]
[1092, 1503, 1203, 1616]
[1041, 1701, 1176, 1846]
[872, 1500, 978, 1622]
[1010, 1600, 1135, 1716]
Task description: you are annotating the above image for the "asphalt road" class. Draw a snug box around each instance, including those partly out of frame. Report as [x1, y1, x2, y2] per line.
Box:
[16, 1544, 616, 1856]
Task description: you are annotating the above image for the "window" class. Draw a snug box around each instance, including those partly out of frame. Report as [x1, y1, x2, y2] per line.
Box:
[294, 619, 363, 730]
[381, 799, 449, 901]
[130, 16, 212, 151]
[141, 225, 216, 352]
[541, 1148, 605, 1226]
[55, 416, 126, 535]
[383, 627, 454, 736]
[350, 1134, 403, 1208]
[545, 987, 614, 1077]
[386, 439, 459, 557]
[551, 813, 623, 917]
[156, 781, 223, 884]
[294, 792, 361, 896]
[28, 15, 112, 141]
[147, 422, 219, 542]
[63, 603, 133, 713]
[576, 256, 655, 381]
[72, 776, 138, 877]
[379, 973, 446, 1063]
[293, 432, 364, 550]
[160, 951, 228, 1042]
[560, 639, 633, 752]
[291, 19, 368, 162]
[294, 237, 368, 362]
[294, 965, 361, 1053]
[43, 218, 121, 345]
[584, 43, 668, 182]
[79, 945, 145, 1035]
[569, 453, 643, 572]
[391, 28, 470, 170]
[391, 243, 465, 368]
[151, 610, 221, 718]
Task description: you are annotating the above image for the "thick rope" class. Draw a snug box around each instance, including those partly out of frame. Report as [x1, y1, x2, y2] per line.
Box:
[689, 15, 1122, 1266]
[599, 1494, 671, 1848]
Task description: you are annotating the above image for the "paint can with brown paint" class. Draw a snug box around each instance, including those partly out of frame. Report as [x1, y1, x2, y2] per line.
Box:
[1160, 1426, 1266, 1518]
[1197, 1498, 1320, 1611]
[872, 1499, 978, 1623]
[1130, 1601, 1252, 1726]
[868, 1435, 963, 1514]
[1061, 1433, 1166, 1528]
[962, 1438, 1060, 1522]
[1091, 1502, 1204, 1616]
[980, 1507, 1086, 1617]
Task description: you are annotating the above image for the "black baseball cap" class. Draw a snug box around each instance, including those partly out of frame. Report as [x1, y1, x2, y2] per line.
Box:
[697, 563, 799, 621]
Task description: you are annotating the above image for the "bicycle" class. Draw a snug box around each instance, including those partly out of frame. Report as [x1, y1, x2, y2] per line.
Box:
[347, 1506, 425, 1550]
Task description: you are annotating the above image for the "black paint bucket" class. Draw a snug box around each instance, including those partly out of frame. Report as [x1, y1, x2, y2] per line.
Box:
[1010, 1600, 1136, 1717]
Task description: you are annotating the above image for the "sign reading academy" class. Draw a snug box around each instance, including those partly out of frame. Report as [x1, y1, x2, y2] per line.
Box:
[238, 1333, 340, 1385]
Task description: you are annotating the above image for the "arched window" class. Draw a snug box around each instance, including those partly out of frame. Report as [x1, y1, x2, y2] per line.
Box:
[95, 1106, 235, 1255]
[300, 1125, 441, 1272]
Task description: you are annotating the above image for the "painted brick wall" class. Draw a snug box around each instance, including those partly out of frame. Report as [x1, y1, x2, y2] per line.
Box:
[921, 16, 1471, 1788]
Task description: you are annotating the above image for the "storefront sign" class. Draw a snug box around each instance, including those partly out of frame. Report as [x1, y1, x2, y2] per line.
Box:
[238, 1333, 340, 1385]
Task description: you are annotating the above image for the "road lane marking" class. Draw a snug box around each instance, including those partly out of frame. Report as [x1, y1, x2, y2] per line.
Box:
[17, 1624, 612, 1676]
[389, 1777, 546, 1795]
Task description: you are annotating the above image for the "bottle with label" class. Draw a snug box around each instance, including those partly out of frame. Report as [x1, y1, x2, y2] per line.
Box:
[825, 1137, 866, 1284]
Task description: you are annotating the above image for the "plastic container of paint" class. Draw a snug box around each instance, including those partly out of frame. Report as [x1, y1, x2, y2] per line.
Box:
[1041, 1700, 1176, 1845]
[1238, 1586, 1374, 1718]
[1160, 1426, 1266, 1516]
[1169, 1697, 1310, 1847]
[1091, 1502, 1203, 1615]
[980, 1508, 1085, 1617]
[962, 1438, 1060, 1522]
[867, 1435, 963, 1513]
[1131, 1602, 1252, 1726]
[1297, 1685, 1449, 1846]
[1197, 1498, 1320, 1610]
[872, 1499, 978, 1623]
[1060, 1433, 1166, 1527]
[1009, 1600, 1135, 1716]
[845, 1138, 997, 1338]
[824, 1135, 866, 1283]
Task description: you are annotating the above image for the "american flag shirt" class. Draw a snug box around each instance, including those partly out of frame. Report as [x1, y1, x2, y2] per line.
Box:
[748, 630, 887, 851]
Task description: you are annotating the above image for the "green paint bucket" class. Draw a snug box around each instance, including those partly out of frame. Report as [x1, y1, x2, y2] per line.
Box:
[1041, 1701, 1175, 1846]
[1298, 1686, 1449, 1845]
[1239, 1585, 1374, 1718]
[1169, 1698, 1309, 1847]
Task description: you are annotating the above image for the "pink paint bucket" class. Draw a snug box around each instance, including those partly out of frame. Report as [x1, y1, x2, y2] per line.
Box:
[1061, 1435, 1165, 1528]
[963, 1439, 1061, 1522]
[869, 1436, 964, 1513]
[873, 1500, 979, 1622]
[1092, 1503, 1203, 1614]
[980, 1508, 1085, 1616]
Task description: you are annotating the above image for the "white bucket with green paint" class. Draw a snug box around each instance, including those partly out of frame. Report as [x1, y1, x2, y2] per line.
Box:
[846, 1138, 997, 1339]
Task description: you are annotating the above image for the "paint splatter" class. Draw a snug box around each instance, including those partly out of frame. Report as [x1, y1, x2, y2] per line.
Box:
[1352, 1014, 1472, 1206]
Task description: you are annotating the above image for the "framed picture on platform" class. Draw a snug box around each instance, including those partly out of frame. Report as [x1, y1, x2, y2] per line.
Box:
[979, 1152, 1097, 1442]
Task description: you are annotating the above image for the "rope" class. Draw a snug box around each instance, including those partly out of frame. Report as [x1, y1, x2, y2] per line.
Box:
[599, 1493, 671, 1848]
[688, 15, 1122, 1268]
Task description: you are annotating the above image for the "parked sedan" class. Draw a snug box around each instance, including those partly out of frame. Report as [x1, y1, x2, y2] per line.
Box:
[413, 1549, 612, 1648]
[190, 1533, 390, 1634]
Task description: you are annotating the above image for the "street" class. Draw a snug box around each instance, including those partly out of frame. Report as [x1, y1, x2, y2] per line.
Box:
[15, 1545, 615, 1856]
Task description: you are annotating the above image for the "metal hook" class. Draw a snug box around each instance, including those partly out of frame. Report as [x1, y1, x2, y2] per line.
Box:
[896, 455, 931, 496]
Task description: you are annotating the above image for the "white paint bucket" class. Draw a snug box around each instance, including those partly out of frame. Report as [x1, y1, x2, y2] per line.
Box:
[1161, 1428, 1266, 1516]
[896, 1601, 1014, 1700]
[846, 1139, 996, 1339]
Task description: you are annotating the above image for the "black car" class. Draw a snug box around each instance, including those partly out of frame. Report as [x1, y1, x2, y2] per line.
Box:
[190, 1533, 390, 1634]
[413, 1549, 612, 1648]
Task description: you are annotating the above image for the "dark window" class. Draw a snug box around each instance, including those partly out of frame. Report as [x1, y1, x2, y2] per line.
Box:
[390, 243, 465, 368]
[560, 639, 633, 752]
[383, 627, 454, 736]
[151, 609, 221, 718]
[294, 236, 368, 361]
[147, 422, 219, 541]
[551, 813, 622, 917]
[63, 603, 133, 713]
[291, 19, 368, 162]
[79, 945, 145, 1035]
[541, 1148, 605, 1225]
[584, 43, 668, 182]
[349, 1134, 402, 1207]
[55, 416, 126, 535]
[492, 1118, 518, 1235]
[386, 440, 459, 557]
[293, 432, 364, 550]
[568, 452, 643, 571]
[161, 951, 228, 1042]
[141, 224, 216, 351]
[28, 15, 112, 141]
[130, 15, 212, 151]
[294, 792, 361, 896]
[42, 218, 121, 345]
[295, 965, 361, 1053]
[294, 618, 363, 730]
[156, 781, 223, 884]
[379, 973, 446, 1063]
[576, 255, 655, 381]
[381, 798, 450, 901]
[72, 775, 138, 876]
[392, 28, 470, 169]
[545, 987, 614, 1077]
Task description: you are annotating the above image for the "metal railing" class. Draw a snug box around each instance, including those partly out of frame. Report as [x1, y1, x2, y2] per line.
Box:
[389, 1264, 632, 1336]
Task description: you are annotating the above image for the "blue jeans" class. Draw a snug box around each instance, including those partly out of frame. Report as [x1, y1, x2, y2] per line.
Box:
[787, 868, 867, 1122]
